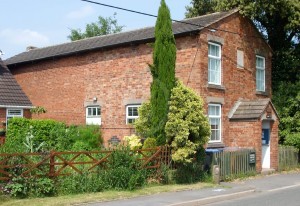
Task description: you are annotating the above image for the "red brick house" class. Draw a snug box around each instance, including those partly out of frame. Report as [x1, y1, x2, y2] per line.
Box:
[0, 58, 32, 143]
[5, 10, 278, 171]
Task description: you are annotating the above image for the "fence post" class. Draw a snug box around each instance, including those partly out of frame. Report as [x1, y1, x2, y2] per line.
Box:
[49, 151, 55, 177]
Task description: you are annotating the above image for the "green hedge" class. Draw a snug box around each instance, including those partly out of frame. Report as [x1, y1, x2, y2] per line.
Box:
[2, 118, 102, 153]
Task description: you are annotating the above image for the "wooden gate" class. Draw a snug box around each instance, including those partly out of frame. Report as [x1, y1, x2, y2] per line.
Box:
[0, 146, 171, 181]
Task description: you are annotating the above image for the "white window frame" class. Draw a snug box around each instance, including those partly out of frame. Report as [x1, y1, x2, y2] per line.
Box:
[208, 104, 222, 143]
[208, 42, 222, 85]
[6, 108, 23, 125]
[256, 55, 265, 92]
[86, 106, 101, 125]
[126, 104, 141, 124]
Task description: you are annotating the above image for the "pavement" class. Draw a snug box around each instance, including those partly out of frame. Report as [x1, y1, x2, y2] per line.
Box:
[80, 172, 300, 206]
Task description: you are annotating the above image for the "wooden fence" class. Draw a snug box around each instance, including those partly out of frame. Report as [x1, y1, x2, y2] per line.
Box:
[0, 146, 171, 181]
[278, 146, 299, 171]
[212, 149, 256, 181]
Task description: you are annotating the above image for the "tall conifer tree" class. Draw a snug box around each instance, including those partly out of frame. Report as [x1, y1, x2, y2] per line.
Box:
[150, 0, 176, 145]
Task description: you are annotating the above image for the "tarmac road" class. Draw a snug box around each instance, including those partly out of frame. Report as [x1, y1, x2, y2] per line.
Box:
[81, 172, 300, 206]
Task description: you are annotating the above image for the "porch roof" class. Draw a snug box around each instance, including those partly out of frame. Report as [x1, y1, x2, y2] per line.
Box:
[229, 99, 278, 120]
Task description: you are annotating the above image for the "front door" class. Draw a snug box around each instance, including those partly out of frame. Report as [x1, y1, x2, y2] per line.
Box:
[262, 121, 270, 169]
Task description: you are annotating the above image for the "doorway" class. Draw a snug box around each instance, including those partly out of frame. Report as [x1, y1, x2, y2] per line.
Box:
[262, 121, 271, 169]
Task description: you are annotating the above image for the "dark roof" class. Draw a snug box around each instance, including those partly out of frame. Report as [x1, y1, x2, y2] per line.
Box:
[0, 58, 32, 107]
[5, 10, 237, 66]
[229, 99, 277, 120]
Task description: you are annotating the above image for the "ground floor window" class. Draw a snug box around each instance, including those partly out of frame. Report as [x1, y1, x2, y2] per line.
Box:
[86, 106, 101, 125]
[6, 108, 23, 126]
[208, 104, 221, 142]
[126, 104, 140, 124]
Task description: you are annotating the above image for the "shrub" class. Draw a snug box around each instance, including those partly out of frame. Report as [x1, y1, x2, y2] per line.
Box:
[124, 134, 142, 150]
[142, 137, 157, 149]
[57, 146, 149, 193]
[134, 102, 152, 138]
[4, 177, 55, 198]
[57, 172, 105, 195]
[165, 80, 210, 164]
[4, 118, 103, 152]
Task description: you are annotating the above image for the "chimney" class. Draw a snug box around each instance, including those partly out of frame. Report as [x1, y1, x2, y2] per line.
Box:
[26, 46, 37, 51]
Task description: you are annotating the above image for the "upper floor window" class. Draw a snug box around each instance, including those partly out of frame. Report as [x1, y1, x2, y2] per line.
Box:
[237, 50, 244, 69]
[6, 108, 23, 126]
[126, 105, 140, 124]
[256, 56, 265, 92]
[208, 42, 221, 85]
[208, 104, 221, 142]
[86, 106, 101, 125]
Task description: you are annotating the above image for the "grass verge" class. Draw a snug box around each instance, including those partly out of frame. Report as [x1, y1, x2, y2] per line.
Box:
[0, 182, 214, 206]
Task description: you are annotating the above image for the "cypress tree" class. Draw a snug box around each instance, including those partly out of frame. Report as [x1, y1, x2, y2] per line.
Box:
[150, 0, 176, 145]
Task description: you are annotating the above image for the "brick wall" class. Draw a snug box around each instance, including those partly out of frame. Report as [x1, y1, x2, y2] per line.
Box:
[270, 121, 279, 170]
[10, 13, 274, 145]
[228, 120, 263, 171]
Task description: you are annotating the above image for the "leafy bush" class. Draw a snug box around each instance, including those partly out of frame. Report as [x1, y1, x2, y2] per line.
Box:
[56, 145, 149, 194]
[165, 80, 210, 164]
[172, 147, 209, 184]
[3, 118, 103, 153]
[4, 177, 55, 198]
[57, 172, 105, 195]
[134, 102, 152, 138]
[142, 137, 157, 149]
[124, 134, 142, 150]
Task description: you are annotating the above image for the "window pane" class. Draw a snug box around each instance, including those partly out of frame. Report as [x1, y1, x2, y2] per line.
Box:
[256, 57, 264, 68]
[132, 107, 138, 116]
[128, 107, 133, 116]
[8, 109, 22, 116]
[128, 118, 134, 124]
[209, 44, 219, 57]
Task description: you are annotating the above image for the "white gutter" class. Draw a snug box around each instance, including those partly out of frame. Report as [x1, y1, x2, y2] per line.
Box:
[0, 105, 34, 109]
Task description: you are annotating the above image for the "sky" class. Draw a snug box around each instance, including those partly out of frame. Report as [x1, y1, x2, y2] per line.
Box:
[0, 0, 191, 59]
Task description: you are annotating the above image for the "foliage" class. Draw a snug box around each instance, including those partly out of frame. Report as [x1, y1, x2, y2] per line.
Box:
[273, 81, 300, 145]
[23, 128, 46, 152]
[57, 172, 105, 195]
[281, 87, 300, 151]
[149, 0, 176, 145]
[172, 147, 210, 184]
[2, 118, 102, 153]
[185, 0, 217, 17]
[124, 134, 142, 150]
[4, 177, 55, 198]
[103, 146, 147, 190]
[30, 106, 47, 115]
[142, 137, 157, 150]
[165, 81, 210, 164]
[68, 13, 124, 41]
[134, 102, 152, 138]
[56, 145, 148, 194]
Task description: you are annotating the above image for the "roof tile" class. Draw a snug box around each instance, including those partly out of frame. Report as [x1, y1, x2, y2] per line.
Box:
[0, 58, 32, 107]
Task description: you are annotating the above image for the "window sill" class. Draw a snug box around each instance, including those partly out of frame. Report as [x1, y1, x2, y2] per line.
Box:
[207, 142, 225, 148]
[207, 84, 226, 91]
[256, 91, 268, 96]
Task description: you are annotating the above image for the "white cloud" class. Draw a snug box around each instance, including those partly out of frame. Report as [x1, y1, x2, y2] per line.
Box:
[66, 5, 95, 20]
[0, 28, 50, 48]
